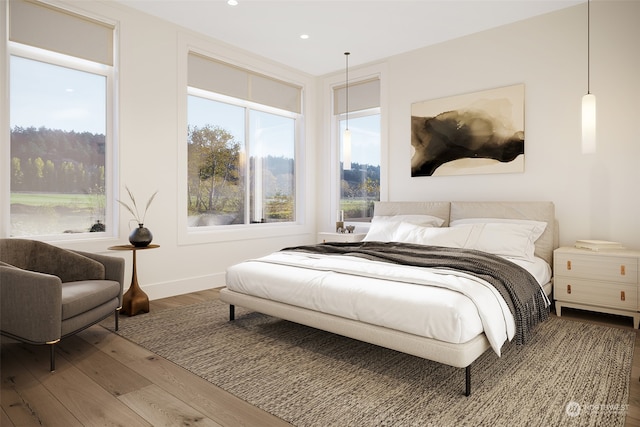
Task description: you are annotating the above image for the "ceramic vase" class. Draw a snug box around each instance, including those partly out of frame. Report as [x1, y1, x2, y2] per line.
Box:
[129, 223, 153, 247]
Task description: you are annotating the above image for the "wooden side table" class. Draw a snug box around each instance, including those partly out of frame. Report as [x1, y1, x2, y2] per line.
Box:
[108, 244, 159, 316]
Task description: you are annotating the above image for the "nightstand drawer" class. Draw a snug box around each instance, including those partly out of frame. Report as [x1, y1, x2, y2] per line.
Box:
[554, 277, 638, 311]
[554, 253, 638, 284]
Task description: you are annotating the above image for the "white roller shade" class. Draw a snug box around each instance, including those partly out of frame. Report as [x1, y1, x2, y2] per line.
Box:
[334, 78, 380, 115]
[9, 0, 114, 66]
[188, 52, 302, 114]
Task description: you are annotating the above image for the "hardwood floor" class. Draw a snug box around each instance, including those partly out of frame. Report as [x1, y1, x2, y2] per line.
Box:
[2, 288, 640, 426]
[1, 289, 291, 427]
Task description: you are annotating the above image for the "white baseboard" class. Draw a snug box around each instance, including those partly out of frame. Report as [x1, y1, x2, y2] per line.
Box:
[135, 272, 226, 301]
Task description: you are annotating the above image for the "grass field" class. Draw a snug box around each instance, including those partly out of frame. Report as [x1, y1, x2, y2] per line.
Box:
[10, 192, 105, 236]
[340, 198, 375, 219]
[11, 192, 104, 209]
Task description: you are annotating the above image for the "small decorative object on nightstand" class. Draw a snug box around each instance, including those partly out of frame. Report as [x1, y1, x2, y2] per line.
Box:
[554, 246, 640, 328]
[318, 232, 367, 244]
[336, 210, 345, 232]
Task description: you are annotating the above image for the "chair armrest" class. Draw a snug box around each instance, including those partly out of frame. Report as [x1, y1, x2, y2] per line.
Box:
[72, 251, 125, 302]
[0, 266, 62, 344]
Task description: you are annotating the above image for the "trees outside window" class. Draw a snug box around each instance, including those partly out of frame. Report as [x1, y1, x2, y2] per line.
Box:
[187, 94, 297, 227]
[9, 55, 110, 237]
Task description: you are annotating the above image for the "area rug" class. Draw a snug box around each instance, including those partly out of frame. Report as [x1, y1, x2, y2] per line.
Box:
[112, 299, 635, 427]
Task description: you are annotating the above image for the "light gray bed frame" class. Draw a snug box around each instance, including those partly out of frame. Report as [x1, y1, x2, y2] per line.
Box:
[220, 201, 557, 396]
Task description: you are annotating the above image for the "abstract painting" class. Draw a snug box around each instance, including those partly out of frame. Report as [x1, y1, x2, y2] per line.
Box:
[411, 84, 525, 177]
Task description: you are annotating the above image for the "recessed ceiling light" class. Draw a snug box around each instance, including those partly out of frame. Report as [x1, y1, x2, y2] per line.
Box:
[300, 34, 309, 40]
[227, 0, 238, 6]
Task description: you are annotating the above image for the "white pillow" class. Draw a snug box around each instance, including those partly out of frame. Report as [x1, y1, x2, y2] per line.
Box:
[394, 222, 473, 248]
[372, 214, 445, 227]
[363, 221, 404, 242]
[394, 221, 541, 261]
[465, 222, 541, 261]
[450, 217, 547, 242]
[365, 214, 445, 242]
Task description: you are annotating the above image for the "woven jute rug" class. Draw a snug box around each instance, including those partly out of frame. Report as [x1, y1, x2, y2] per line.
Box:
[112, 299, 634, 426]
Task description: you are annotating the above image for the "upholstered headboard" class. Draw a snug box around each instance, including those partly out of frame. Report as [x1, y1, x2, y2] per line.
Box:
[374, 201, 557, 265]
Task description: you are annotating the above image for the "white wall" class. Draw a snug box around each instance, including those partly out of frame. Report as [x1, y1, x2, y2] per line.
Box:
[372, 1, 639, 248]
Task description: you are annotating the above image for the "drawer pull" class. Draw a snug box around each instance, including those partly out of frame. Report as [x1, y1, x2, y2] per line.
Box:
[567, 260, 572, 270]
[567, 284, 571, 294]
[621, 265, 626, 276]
[621, 291, 626, 301]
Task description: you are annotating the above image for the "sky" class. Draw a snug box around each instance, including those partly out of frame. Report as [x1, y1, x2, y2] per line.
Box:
[10, 55, 106, 135]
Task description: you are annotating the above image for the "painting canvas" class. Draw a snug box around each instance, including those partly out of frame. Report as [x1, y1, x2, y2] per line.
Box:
[411, 84, 525, 177]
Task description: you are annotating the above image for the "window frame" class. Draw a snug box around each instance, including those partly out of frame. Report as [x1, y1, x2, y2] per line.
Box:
[326, 64, 388, 231]
[336, 106, 382, 222]
[186, 87, 300, 227]
[3, 38, 117, 242]
[177, 41, 310, 246]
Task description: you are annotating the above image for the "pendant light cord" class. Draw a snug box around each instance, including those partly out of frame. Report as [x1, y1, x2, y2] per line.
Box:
[345, 52, 350, 131]
[587, 0, 591, 95]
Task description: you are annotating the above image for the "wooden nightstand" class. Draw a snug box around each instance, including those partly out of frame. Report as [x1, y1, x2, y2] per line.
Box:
[317, 232, 367, 244]
[554, 246, 640, 328]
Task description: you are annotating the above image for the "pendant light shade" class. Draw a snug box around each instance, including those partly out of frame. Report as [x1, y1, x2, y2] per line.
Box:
[581, 0, 596, 154]
[582, 93, 596, 154]
[343, 128, 352, 170]
[343, 52, 352, 170]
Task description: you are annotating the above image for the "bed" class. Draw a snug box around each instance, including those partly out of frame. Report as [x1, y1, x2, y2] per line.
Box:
[220, 201, 557, 396]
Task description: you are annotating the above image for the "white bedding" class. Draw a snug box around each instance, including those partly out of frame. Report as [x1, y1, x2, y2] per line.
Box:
[225, 251, 551, 356]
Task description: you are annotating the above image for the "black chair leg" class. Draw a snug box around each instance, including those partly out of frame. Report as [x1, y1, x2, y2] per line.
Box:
[115, 308, 120, 331]
[465, 365, 471, 396]
[50, 343, 56, 372]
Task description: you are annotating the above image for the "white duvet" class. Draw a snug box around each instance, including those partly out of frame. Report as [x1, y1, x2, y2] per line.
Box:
[225, 251, 551, 356]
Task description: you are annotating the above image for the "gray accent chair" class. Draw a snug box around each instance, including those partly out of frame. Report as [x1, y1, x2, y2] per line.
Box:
[0, 239, 124, 371]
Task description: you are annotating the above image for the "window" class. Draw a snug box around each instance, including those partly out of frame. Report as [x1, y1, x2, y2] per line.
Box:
[6, 0, 115, 239]
[339, 111, 380, 220]
[249, 110, 296, 224]
[187, 53, 301, 228]
[334, 79, 381, 221]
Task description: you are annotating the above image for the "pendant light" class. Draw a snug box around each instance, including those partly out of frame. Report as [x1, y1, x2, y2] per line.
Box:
[581, 0, 596, 154]
[343, 52, 352, 170]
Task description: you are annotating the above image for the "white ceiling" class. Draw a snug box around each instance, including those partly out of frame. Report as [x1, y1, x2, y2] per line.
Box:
[116, 0, 582, 76]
